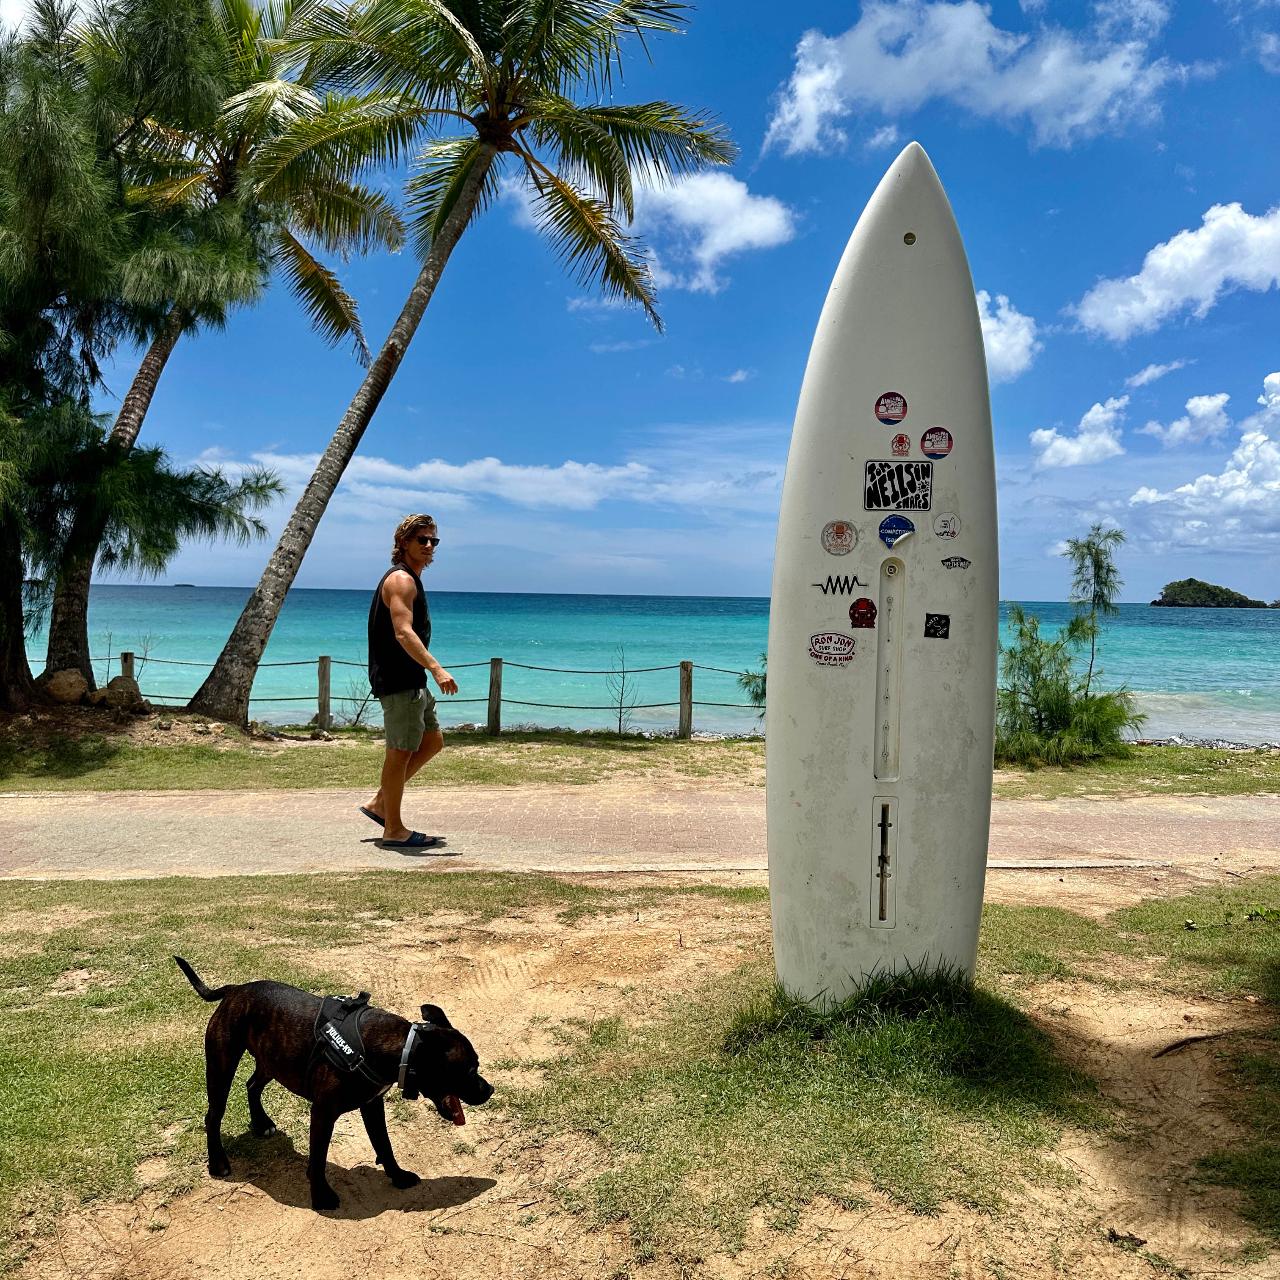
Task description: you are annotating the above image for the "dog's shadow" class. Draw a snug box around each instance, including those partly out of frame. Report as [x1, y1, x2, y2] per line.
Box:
[224, 1131, 495, 1218]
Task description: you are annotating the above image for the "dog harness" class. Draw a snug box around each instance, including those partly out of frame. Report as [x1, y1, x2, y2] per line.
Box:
[309, 992, 439, 1097]
[310, 992, 386, 1089]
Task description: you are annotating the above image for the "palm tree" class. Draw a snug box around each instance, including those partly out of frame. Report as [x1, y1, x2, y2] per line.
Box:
[1063, 523, 1125, 696]
[1, 399, 280, 710]
[42, 0, 416, 684]
[189, 0, 734, 723]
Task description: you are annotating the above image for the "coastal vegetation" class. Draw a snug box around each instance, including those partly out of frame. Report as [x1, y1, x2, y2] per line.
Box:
[2, 870, 1276, 1272]
[2, 716, 1279, 798]
[996, 524, 1143, 766]
[1151, 577, 1271, 608]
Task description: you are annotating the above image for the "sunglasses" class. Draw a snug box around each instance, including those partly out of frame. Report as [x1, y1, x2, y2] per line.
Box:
[414, 534, 441, 548]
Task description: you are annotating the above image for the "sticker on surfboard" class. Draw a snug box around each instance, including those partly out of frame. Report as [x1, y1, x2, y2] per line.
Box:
[921, 427, 953, 459]
[878, 515, 915, 548]
[865, 460, 933, 511]
[874, 392, 907, 425]
[821, 520, 857, 555]
[933, 511, 961, 539]
[808, 632, 856, 665]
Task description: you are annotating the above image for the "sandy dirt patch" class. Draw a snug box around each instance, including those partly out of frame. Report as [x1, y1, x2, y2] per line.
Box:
[14, 887, 1273, 1280]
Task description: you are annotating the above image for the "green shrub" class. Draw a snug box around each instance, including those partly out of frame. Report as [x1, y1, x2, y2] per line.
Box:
[995, 605, 1144, 766]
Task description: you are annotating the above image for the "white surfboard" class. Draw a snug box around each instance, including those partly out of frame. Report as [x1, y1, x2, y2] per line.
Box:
[766, 142, 998, 1005]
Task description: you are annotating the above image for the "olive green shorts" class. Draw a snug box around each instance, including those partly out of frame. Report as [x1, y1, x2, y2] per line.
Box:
[379, 687, 440, 750]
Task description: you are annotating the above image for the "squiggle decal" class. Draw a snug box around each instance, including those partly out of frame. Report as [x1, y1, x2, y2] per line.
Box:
[810, 574, 867, 595]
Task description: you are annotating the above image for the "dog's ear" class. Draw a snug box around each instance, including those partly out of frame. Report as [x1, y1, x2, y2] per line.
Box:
[420, 1003, 452, 1028]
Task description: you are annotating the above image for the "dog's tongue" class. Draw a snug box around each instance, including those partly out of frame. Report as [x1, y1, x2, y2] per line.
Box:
[444, 1095, 465, 1126]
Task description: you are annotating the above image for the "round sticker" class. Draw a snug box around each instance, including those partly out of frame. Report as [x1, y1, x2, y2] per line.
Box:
[874, 392, 907, 425]
[821, 520, 857, 555]
[933, 511, 961, 539]
[920, 427, 953, 459]
[849, 598, 877, 629]
[878, 515, 915, 548]
[890, 433, 911, 457]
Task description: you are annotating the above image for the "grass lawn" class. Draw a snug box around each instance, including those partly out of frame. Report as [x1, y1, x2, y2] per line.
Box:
[1, 872, 1276, 1274]
[1, 717, 1278, 798]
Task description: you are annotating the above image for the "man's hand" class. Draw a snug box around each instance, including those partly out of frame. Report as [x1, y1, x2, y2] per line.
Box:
[431, 667, 458, 696]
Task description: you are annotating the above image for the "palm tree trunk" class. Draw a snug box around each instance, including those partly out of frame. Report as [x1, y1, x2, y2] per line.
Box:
[0, 517, 35, 711]
[188, 146, 498, 724]
[41, 311, 186, 686]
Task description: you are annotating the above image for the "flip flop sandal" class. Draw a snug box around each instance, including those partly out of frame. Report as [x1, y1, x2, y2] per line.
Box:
[358, 806, 385, 827]
[379, 831, 444, 849]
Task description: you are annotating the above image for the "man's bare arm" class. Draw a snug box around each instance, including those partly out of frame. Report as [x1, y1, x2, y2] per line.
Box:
[382, 572, 458, 694]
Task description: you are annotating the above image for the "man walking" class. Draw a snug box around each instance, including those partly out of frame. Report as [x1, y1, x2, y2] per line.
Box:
[359, 513, 457, 849]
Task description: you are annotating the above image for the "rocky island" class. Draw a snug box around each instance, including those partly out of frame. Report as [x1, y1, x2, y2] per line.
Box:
[1151, 578, 1271, 608]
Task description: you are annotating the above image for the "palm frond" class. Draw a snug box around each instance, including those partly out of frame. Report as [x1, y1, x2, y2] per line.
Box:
[248, 91, 427, 193]
[218, 77, 322, 141]
[405, 134, 500, 257]
[536, 99, 735, 183]
[523, 90, 633, 217]
[519, 154, 660, 328]
[287, 178, 405, 256]
[272, 226, 370, 362]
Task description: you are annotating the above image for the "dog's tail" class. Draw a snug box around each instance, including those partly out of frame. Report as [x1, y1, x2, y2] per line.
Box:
[174, 955, 235, 1002]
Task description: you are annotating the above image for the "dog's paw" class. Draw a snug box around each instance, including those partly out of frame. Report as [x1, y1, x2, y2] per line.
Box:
[208, 1156, 232, 1179]
[389, 1168, 420, 1190]
[311, 1184, 341, 1212]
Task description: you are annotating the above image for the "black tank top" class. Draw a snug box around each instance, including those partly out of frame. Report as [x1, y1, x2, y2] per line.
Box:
[367, 566, 431, 696]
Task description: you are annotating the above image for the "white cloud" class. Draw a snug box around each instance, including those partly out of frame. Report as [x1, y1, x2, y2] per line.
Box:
[866, 124, 901, 150]
[1138, 391, 1232, 446]
[763, 1, 1190, 154]
[1260, 32, 1280, 73]
[976, 290, 1040, 382]
[510, 171, 795, 296]
[1094, 0, 1171, 39]
[724, 369, 755, 383]
[1030, 395, 1128, 468]
[635, 173, 796, 294]
[1125, 358, 1188, 387]
[1125, 373, 1280, 547]
[1075, 203, 1280, 340]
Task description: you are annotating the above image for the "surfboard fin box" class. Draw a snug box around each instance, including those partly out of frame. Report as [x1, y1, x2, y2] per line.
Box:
[871, 797, 898, 929]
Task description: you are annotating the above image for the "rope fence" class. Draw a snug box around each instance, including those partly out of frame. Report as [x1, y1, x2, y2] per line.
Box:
[92, 650, 762, 736]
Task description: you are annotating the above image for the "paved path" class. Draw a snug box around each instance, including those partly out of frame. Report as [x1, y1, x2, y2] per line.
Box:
[2, 785, 1277, 881]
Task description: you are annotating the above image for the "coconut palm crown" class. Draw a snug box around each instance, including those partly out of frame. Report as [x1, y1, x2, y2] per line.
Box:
[189, 0, 735, 724]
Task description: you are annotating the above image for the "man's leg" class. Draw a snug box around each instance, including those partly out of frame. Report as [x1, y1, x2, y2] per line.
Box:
[378, 746, 415, 842]
[365, 730, 442, 829]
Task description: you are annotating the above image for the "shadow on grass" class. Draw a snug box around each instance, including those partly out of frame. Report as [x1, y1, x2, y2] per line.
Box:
[0, 731, 124, 781]
[510, 964, 1101, 1260]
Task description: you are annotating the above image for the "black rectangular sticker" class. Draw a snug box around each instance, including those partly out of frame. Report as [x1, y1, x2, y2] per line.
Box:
[864, 460, 933, 511]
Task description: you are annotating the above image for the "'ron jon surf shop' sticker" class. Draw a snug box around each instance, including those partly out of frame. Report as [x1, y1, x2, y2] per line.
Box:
[874, 392, 907, 425]
[878, 514, 915, 548]
[941, 556, 971, 569]
[933, 511, 961, 539]
[924, 613, 951, 639]
[921, 427, 953, 459]
[849, 598, 877, 629]
[890, 432, 911, 457]
[809, 632, 856, 665]
[865, 460, 933, 511]
[820, 520, 857, 555]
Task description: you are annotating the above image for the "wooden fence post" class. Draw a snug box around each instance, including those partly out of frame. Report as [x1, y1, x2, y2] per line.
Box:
[678, 661, 693, 739]
[121, 651, 135, 682]
[487, 657, 503, 735]
[317, 655, 332, 730]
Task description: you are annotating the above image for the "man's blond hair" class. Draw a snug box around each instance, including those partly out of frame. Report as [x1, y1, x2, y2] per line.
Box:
[390, 513, 436, 566]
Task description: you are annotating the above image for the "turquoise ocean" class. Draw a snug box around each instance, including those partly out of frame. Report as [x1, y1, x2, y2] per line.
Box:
[25, 586, 1280, 742]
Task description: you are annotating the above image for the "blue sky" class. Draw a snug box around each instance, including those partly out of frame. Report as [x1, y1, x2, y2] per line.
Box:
[18, 0, 1280, 601]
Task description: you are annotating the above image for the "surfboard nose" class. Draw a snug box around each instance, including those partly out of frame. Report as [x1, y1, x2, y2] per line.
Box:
[889, 140, 939, 185]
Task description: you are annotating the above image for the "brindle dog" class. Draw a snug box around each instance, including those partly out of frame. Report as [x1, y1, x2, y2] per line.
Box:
[175, 956, 493, 1211]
